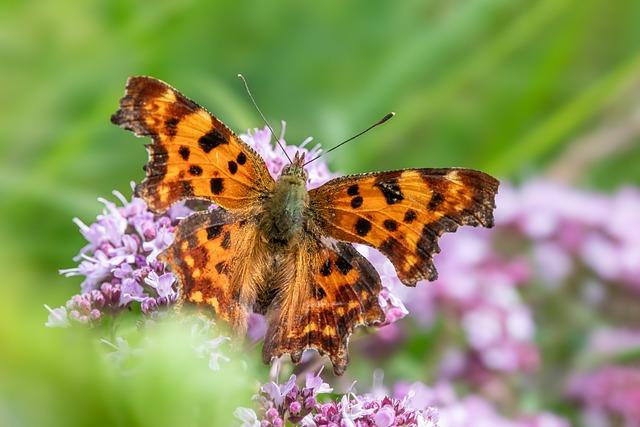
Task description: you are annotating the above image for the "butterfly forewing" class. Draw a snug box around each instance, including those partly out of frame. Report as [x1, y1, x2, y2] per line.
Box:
[309, 168, 499, 285]
[111, 76, 275, 213]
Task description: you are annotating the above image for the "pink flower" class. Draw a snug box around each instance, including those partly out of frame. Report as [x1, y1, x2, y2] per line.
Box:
[242, 370, 439, 426]
[395, 381, 568, 427]
[569, 366, 640, 426]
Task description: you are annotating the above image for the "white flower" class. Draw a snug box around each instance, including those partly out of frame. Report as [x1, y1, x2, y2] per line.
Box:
[44, 304, 69, 328]
[234, 407, 260, 427]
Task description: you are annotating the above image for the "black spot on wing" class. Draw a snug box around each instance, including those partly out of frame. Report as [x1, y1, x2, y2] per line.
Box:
[228, 160, 238, 174]
[383, 219, 398, 231]
[428, 192, 445, 210]
[210, 178, 224, 195]
[165, 117, 180, 137]
[236, 152, 247, 165]
[404, 209, 417, 223]
[347, 184, 359, 196]
[350, 196, 363, 209]
[374, 175, 404, 205]
[178, 146, 190, 161]
[206, 224, 223, 240]
[189, 165, 203, 176]
[355, 218, 372, 237]
[335, 256, 353, 275]
[198, 128, 228, 153]
[320, 259, 332, 276]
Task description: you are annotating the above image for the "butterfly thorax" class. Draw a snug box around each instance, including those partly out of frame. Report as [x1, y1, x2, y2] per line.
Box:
[260, 166, 309, 247]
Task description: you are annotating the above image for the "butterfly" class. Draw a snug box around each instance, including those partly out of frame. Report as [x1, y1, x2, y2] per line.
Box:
[111, 76, 499, 375]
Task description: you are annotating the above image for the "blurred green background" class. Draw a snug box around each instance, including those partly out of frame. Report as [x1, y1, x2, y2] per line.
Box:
[1, 0, 640, 425]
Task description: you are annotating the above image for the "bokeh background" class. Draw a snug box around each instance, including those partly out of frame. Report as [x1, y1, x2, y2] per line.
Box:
[2, 0, 640, 426]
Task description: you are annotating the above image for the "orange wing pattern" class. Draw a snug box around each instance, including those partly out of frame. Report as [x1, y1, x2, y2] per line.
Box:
[309, 168, 499, 286]
[159, 209, 261, 332]
[262, 240, 384, 375]
[111, 76, 274, 213]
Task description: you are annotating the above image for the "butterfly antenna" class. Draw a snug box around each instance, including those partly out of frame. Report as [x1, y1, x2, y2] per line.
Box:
[303, 112, 395, 166]
[238, 74, 292, 163]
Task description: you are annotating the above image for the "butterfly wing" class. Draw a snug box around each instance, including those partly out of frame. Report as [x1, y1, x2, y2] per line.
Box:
[111, 76, 275, 213]
[262, 239, 384, 375]
[160, 209, 264, 331]
[309, 168, 499, 286]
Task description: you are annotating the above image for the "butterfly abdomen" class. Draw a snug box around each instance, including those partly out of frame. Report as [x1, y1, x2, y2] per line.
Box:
[260, 174, 308, 246]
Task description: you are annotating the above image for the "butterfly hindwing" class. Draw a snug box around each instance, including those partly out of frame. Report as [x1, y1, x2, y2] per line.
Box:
[309, 168, 499, 286]
[262, 239, 384, 375]
[111, 76, 275, 213]
[159, 209, 259, 331]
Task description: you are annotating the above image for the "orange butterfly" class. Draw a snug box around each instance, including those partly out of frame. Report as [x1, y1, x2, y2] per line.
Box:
[111, 76, 499, 375]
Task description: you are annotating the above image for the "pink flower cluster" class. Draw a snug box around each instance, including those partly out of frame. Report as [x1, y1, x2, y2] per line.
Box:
[565, 326, 640, 426]
[497, 181, 640, 291]
[312, 394, 438, 427]
[236, 370, 439, 427]
[495, 182, 640, 427]
[568, 366, 640, 427]
[237, 371, 573, 427]
[49, 190, 183, 326]
[394, 381, 568, 427]
[388, 225, 538, 376]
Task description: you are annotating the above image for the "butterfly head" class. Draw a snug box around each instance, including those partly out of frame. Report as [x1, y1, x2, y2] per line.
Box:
[280, 151, 308, 182]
